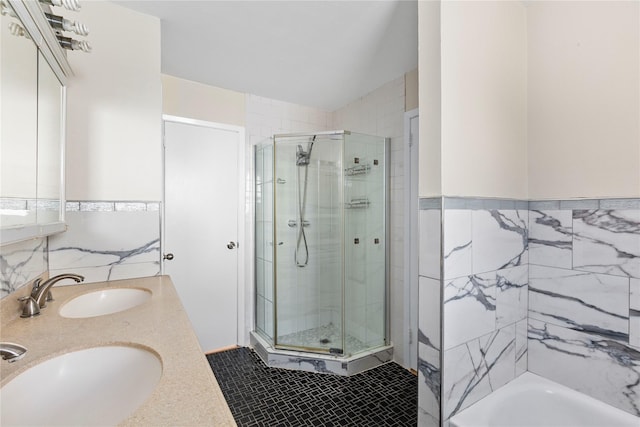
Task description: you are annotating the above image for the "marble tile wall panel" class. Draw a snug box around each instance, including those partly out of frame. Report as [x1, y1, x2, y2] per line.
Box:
[417, 409, 439, 427]
[443, 325, 516, 420]
[48, 206, 160, 284]
[419, 208, 441, 280]
[472, 209, 528, 274]
[442, 206, 528, 280]
[443, 273, 496, 349]
[631, 278, 640, 349]
[418, 201, 442, 427]
[418, 277, 441, 427]
[0, 237, 47, 298]
[443, 210, 472, 280]
[444, 265, 528, 350]
[529, 209, 573, 269]
[430, 199, 638, 423]
[529, 265, 629, 340]
[49, 262, 160, 285]
[439, 201, 531, 424]
[515, 318, 528, 375]
[573, 209, 640, 279]
[495, 265, 528, 329]
[528, 318, 640, 417]
[527, 202, 639, 418]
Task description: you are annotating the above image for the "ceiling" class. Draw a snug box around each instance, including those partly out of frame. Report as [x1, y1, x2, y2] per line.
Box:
[112, 1, 418, 110]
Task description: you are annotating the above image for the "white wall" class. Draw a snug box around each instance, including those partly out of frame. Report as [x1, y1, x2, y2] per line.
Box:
[405, 68, 419, 112]
[527, 0, 640, 199]
[441, 0, 528, 199]
[65, 1, 161, 201]
[418, 0, 442, 198]
[162, 74, 245, 127]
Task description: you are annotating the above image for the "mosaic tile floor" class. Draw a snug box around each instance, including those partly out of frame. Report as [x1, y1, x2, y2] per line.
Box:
[207, 347, 417, 426]
[277, 323, 367, 354]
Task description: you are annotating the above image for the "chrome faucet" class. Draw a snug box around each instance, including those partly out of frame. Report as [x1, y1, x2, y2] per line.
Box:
[19, 273, 85, 318]
[0, 342, 27, 362]
[32, 273, 85, 308]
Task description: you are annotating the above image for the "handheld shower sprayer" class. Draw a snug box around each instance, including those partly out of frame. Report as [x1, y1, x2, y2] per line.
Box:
[294, 135, 316, 267]
[296, 144, 310, 166]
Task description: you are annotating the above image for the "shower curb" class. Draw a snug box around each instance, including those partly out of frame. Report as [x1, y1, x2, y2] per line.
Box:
[250, 331, 394, 376]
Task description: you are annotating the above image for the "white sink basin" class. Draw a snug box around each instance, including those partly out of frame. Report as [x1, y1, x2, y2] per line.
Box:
[1, 345, 162, 426]
[59, 287, 151, 318]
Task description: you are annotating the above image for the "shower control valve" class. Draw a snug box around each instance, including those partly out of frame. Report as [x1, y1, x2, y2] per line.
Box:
[288, 220, 310, 228]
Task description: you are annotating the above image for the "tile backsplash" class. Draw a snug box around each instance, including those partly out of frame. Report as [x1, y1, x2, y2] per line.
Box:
[49, 201, 161, 283]
[0, 201, 161, 299]
[0, 237, 48, 297]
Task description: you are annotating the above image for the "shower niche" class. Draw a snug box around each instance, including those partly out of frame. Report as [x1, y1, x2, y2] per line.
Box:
[253, 131, 392, 375]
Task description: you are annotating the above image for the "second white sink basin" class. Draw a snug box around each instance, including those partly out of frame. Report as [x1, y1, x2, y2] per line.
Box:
[59, 287, 151, 318]
[0, 345, 162, 426]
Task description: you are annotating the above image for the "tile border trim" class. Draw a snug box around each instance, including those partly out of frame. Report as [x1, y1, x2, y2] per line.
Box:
[65, 201, 161, 212]
[419, 197, 640, 210]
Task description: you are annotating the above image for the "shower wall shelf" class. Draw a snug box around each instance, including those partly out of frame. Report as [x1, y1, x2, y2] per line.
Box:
[345, 164, 371, 176]
[346, 198, 370, 209]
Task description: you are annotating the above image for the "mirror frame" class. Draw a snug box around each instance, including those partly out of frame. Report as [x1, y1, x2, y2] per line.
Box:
[0, 0, 73, 245]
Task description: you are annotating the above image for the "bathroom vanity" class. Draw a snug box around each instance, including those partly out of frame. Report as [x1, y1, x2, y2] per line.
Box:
[0, 275, 236, 426]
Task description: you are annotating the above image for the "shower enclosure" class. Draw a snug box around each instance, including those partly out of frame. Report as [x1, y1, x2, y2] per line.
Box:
[254, 131, 389, 357]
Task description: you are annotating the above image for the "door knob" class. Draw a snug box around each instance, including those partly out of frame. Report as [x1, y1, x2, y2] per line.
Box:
[227, 241, 236, 249]
[163, 253, 174, 260]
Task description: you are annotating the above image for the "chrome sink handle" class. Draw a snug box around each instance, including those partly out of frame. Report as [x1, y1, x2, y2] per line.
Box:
[32, 273, 85, 309]
[0, 342, 27, 362]
[19, 296, 40, 318]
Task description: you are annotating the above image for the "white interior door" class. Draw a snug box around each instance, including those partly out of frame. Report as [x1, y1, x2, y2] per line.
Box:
[163, 118, 241, 352]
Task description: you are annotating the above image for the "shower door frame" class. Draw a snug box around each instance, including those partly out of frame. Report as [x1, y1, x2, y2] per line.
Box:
[272, 130, 348, 355]
[267, 131, 391, 357]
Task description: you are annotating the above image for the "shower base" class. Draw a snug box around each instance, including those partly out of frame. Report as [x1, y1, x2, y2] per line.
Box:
[250, 330, 393, 376]
[277, 324, 368, 354]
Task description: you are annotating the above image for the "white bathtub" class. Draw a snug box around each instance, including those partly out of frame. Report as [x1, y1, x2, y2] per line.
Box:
[450, 372, 640, 427]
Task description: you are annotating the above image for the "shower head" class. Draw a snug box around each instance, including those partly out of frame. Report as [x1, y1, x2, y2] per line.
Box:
[295, 136, 316, 167]
[296, 144, 310, 166]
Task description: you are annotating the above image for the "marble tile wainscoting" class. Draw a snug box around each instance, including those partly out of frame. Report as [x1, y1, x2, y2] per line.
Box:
[416, 197, 640, 426]
[417, 197, 442, 427]
[528, 199, 640, 417]
[0, 200, 161, 300]
[440, 198, 529, 423]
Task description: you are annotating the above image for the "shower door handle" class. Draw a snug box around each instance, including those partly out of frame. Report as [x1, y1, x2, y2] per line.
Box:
[227, 241, 236, 250]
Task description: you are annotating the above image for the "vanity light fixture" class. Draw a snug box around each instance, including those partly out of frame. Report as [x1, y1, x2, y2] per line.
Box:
[45, 11, 88, 36]
[38, 0, 91, 53]
[55, 34, 90, 52]
[39, 0, 80, 12]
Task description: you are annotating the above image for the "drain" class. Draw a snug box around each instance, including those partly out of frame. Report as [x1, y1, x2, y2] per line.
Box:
[319, 338, 330, 344]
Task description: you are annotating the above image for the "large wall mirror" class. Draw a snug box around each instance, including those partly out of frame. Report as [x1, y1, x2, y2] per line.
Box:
[1, 0, 68, 244]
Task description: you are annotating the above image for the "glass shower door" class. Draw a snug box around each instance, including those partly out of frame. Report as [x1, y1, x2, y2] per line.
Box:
[343, 133, 387, 355]
[273, 134, 344, 354]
